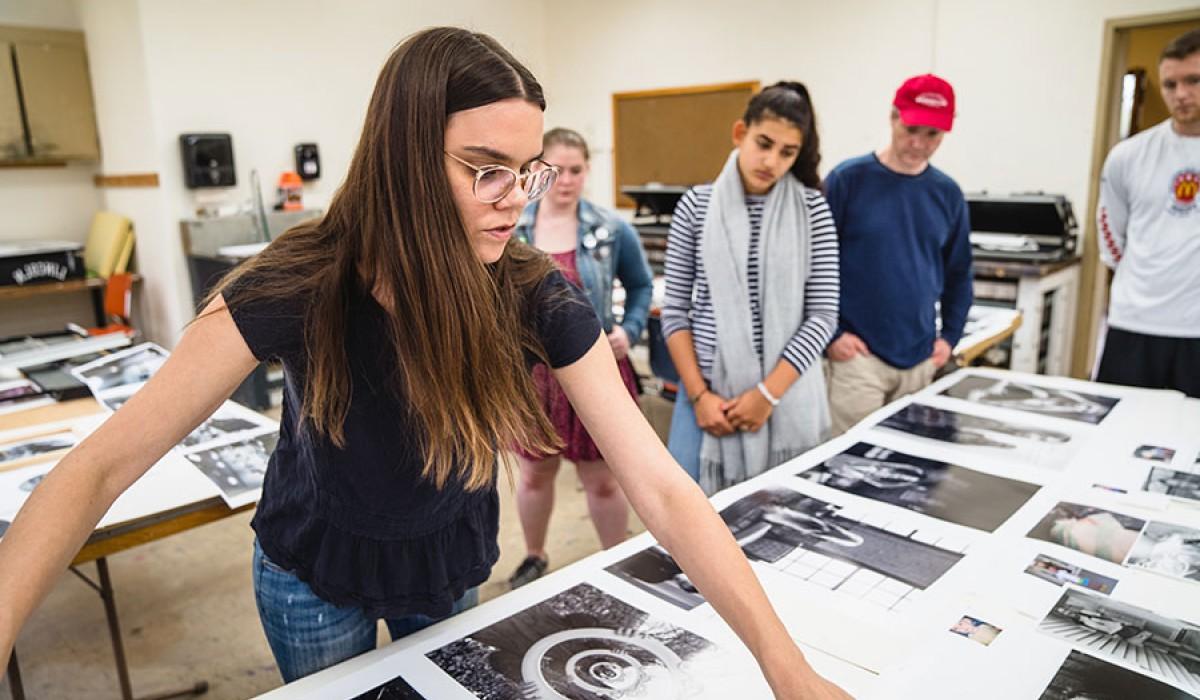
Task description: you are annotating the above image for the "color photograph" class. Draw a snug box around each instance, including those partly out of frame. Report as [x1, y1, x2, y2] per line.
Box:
[1026, 502, 1146, 565]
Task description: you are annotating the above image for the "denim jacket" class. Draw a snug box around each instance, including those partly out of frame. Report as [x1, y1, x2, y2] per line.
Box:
[516, 199, 653, 343]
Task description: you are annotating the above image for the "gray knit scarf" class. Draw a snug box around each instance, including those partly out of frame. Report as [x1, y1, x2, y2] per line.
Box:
[698, 150, 831, 495]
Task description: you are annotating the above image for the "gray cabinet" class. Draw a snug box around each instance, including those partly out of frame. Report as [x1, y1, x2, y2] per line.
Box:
[0, 26, 100, 163]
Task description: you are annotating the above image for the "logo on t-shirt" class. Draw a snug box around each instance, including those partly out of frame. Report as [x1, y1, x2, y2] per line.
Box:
[1170, 169, 1199, 215]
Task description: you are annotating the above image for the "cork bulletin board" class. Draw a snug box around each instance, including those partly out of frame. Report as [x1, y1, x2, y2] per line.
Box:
[612, 81, 759, 208]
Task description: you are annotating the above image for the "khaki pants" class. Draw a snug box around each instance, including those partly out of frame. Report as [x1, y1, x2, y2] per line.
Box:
[827, 354, 937, 436]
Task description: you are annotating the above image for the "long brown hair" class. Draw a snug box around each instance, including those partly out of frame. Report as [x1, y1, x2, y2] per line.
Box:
[207, 27, 563, 490]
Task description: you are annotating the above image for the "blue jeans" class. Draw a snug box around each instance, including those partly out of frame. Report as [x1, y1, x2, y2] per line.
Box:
[667, 390, 703, 482]
[251, 539, 478, 683]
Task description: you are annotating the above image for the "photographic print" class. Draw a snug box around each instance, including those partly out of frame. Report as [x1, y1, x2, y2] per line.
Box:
[1038, 588, 1200, 694]
[0, 430, 76, 469]
[1145, 467, 1200, 502]
[724, 487, 963, 589]
[949, 616, 1001, 646]
[1135, 445, 1177, 463]
[1027, 502, 1146, 565]
[606, 546, 705, 611]
[940, 375, 1119, 425]
[427, 582, 724, 699]
[608, 487, 965, 613]
[1126, 521, 1200, 584]
[183, 431, 277, 508]
[0, 379, 52, 416]
[350, 675, 426, 700]
[797, 442, 1039, 532]
[72, 343, 168, 393]
[1024, 554, 1118, 595]
[875, 403, 1074, 471]
[180, 406, 266, 449]
[101, 393, 132, 413]
[1038, 650, 1197, 700]
[18, 474, 45, 493]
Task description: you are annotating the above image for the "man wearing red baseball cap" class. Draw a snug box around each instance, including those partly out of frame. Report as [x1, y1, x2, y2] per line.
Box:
[823, 74, 974, 435]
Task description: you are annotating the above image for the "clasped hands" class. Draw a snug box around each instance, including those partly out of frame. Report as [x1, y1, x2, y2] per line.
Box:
[694, 386, 773, 436]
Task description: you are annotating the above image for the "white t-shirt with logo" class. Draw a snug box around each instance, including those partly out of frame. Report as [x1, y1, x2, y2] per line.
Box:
[1098, 119, 1200, 338]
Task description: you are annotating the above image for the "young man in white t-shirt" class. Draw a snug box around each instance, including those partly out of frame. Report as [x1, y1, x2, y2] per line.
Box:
[1096, 28, 1200, 397]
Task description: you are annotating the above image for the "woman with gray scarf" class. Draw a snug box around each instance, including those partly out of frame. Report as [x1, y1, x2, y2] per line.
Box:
[662, 82, 839, 494]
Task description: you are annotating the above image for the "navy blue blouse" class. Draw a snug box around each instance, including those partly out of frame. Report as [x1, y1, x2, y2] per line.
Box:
[226, 269, 600, 618]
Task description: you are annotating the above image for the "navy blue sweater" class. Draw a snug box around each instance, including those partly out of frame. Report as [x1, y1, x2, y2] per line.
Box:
[824, 154, 973, 369]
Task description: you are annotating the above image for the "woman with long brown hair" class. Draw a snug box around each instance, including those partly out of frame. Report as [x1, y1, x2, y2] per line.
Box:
[0, 28, 848, 697]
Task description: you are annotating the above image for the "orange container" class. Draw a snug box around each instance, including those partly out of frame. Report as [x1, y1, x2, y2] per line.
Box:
[276, 171, 303, 211]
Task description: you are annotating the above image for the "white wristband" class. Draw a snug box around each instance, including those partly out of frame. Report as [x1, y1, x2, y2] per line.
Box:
[756, 381, 780, 407]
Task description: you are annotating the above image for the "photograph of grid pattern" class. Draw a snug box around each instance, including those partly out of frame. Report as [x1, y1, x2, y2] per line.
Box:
[758, 498, 972, 612]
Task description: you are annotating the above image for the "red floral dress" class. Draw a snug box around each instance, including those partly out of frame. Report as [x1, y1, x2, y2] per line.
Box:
[517, 250, 641, 461]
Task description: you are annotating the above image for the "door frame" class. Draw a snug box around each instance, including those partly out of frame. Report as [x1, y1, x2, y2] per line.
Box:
[1072, 8, 1200, 378]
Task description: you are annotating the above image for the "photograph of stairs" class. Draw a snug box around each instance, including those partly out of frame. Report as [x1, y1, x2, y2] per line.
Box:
[1038, 588, 1200, 694]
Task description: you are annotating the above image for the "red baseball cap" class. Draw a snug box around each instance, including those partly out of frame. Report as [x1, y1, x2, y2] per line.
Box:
[893, 74, 956, 132]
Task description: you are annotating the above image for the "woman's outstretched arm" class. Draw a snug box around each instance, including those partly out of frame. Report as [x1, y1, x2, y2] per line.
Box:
[0, 297, 258, 667]
[555, 334, 851, 700]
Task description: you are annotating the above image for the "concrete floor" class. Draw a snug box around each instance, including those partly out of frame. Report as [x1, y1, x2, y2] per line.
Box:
[3, 392, 672, 700]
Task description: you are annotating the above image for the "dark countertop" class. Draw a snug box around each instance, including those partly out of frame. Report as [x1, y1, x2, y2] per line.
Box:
[973, 255, 1081, 279]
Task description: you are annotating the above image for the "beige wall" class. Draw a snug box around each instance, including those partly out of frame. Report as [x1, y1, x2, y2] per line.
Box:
[543, 0, 1200, 226]
[8, 0, 1200, 345]
[72, 0, 548, 345]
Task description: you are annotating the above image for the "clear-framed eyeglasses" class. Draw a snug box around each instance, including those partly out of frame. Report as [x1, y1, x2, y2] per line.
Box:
[445, 152, 559, 204]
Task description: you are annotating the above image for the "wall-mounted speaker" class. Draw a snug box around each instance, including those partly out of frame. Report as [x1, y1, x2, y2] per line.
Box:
[180, 133, 236, 188]
[295, 142, 320, 181]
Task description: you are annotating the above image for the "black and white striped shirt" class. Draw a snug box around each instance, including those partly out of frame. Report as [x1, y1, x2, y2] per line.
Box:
[661, 184, 839, 381]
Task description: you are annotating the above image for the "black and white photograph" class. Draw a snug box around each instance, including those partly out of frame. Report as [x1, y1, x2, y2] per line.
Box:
[350, 674, 427, 700]
[719, 486, 963, 590]
[875, 403, 1074, 471]
[1038, 588, 1200, 694]
[18, 473, 45, 494]
[1126, 521, 1200, 584]
[1145, 467, 1200, 502]
[427, 582, 724, 699]
[1027, 502, 1146, 565]
[180, 410, 266, 449]
[1038, 650, 1197, 700]
[0, 430, 76, 468]
[98, 389, 134, 413]
[72, 343, 169, 394]
[941, 375, 1121, 425]
[606, 545, 705, 611]
[183, 431, 277, 508]
[1135, 445, 1178, 463]
[1024, 553, 1118, 595]
[797, 442, 1039, 532]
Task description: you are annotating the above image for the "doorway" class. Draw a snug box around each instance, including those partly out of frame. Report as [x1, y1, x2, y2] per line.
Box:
[1072, 10, 1200, 378]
